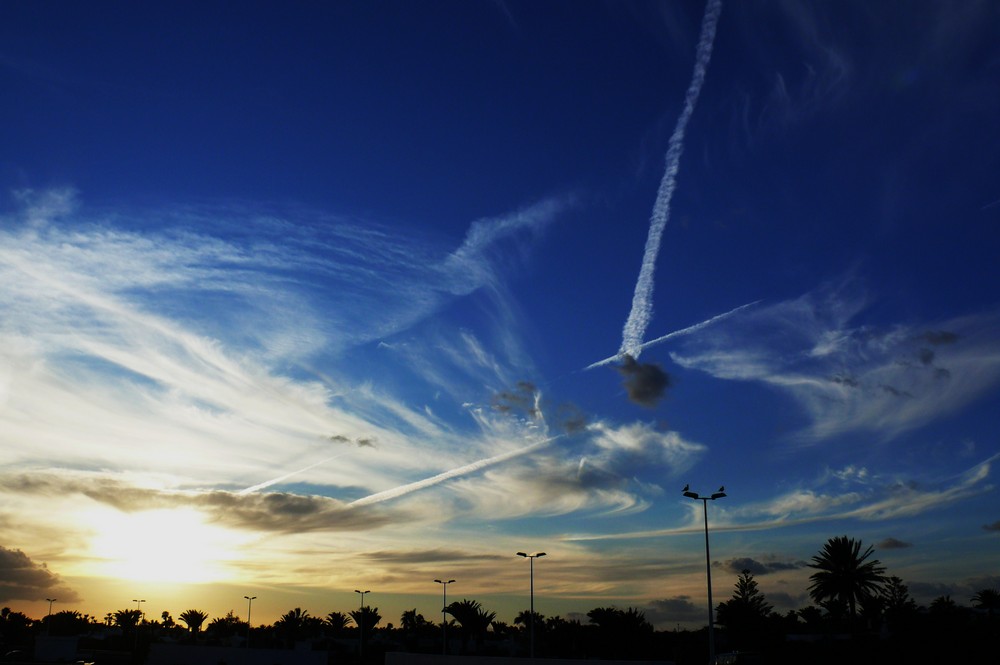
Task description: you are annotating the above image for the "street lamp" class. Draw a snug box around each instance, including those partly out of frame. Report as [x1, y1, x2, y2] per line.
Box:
[244, 596, 256, 648]
[683, 485, 726, 665]
[434, 579, 455, 655]
[131, 599, 146, 651]
[516, 551, 546, 658]
[355, 589, 370, 662]
[45, 599, 56, 635]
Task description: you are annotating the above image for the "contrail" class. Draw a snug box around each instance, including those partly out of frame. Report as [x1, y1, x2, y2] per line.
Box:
[588, 299, 758, 370]
[348, 436, 560, 507]
[238, 453, 348, 495]
[619, 0, 724, 360]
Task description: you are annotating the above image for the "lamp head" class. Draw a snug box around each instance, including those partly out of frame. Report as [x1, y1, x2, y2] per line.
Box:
[683, 491, 699, 499]
[517, 551, 527, 557]
[711, 492, 727, 500]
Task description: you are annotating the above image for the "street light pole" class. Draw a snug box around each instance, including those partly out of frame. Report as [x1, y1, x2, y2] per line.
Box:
[355, 589, 370, 662]
[244, 596, 256, 648]
[683, 486, 726, 665]
[45, 599, 56, 635]
[516, 551, 546, 658]
[131, 599, 146, 652]
[434, 579, 455, 655]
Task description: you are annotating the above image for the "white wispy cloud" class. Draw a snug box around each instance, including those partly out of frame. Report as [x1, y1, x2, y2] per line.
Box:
[666, 284, 1000, 442]
[563, 455, 996, 542]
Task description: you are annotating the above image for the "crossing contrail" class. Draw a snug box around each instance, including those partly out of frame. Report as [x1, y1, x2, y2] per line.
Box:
[618, 0, 724, 360]
[348, 435, 560, 507]
[587, 299, 758, 370]
[238, 453, 348, 495]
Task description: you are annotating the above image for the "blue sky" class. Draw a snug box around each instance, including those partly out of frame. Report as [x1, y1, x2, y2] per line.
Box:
[1, 0, 998, 628]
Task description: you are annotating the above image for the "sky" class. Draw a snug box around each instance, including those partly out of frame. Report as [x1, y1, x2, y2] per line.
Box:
[1, 0, 999, 630]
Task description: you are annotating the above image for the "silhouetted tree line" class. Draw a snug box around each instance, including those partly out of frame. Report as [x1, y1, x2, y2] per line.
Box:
[2, 536, 998, 665]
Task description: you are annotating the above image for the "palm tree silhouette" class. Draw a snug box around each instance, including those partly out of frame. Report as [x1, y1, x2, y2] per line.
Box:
[275, 607, 310, 646]
[113, 609, 142, 631]
[325, 611, 350, 635]
[808, 535, 886, 632]
[971, 587, 1000, 616]
[445, 599, 496, 653]
[178, 609, 208, 634]
[349, 606, 382, 633]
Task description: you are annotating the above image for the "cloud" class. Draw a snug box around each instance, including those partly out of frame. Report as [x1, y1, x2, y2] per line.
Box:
[362, 549, 507, 564]
[565, 456, 995, 542]
[616, 355, 672, 407]
[2, 473, 406, 534]
[719, 557, 806, 575]
[877, 537, 913, 550]
[0, 546, 81, 603]
[644, 596, 703, 625]
[668, 284, 1000, 442]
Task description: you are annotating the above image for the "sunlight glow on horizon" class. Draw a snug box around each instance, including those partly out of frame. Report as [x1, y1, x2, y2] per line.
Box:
[83, 508, 250, 585]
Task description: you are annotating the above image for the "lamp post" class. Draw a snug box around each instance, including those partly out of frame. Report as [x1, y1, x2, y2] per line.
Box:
[683, 486, 726, 665]
[131, 599, 146, 651]
[244, 596, 256, 648]
[516, 551, 546, 658]
[355, 589, 370, 662]
[45, 598, 56, 635]
[434, 579, 455, 655]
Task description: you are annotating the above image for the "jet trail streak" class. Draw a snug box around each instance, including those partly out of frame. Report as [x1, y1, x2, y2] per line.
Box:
[238, 453, 348, 495]
[618, 0, 724, 360]
[348, 436, 559, 507]
[587, 299, 757, 370]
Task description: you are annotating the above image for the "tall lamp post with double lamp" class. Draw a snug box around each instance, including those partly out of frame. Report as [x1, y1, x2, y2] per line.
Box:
[434, 579, 455, 655]
[244, 596, 256, 648]
[355, 589, 370, 662]
[516, 551, 546, 658]
[683, 485, 726, 665]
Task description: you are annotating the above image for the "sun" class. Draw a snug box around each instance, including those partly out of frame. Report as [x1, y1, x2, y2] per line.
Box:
[85, 507, 248, 584]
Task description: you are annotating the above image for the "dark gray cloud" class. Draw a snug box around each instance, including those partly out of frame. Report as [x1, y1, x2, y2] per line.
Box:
[831, 374, 859, 388]
[767, 591, 809, 612]
[909, 581, 958, 599]
[880, 384, 914, 398]
[0, 546, 81, 603]
[982, 520, 1000, 532]
[491, 381, 539, 416]
[922, 330, 959, 345]
[492, 382, 589, 434]
[966, 574, 1000, 591]
[555, 402, 589, 434]
[330, 434, 377, 448]
[719, 557, 806, 575]
[644, 596, 703, 625]
[877, 537, 913, 549]
[2, 473, 405, 534]
[362, 548, 507, 564]
[617, 355, 671, 407]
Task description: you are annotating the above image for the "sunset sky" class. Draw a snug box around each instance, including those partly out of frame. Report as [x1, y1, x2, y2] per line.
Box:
[2, 0, 998, 629]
